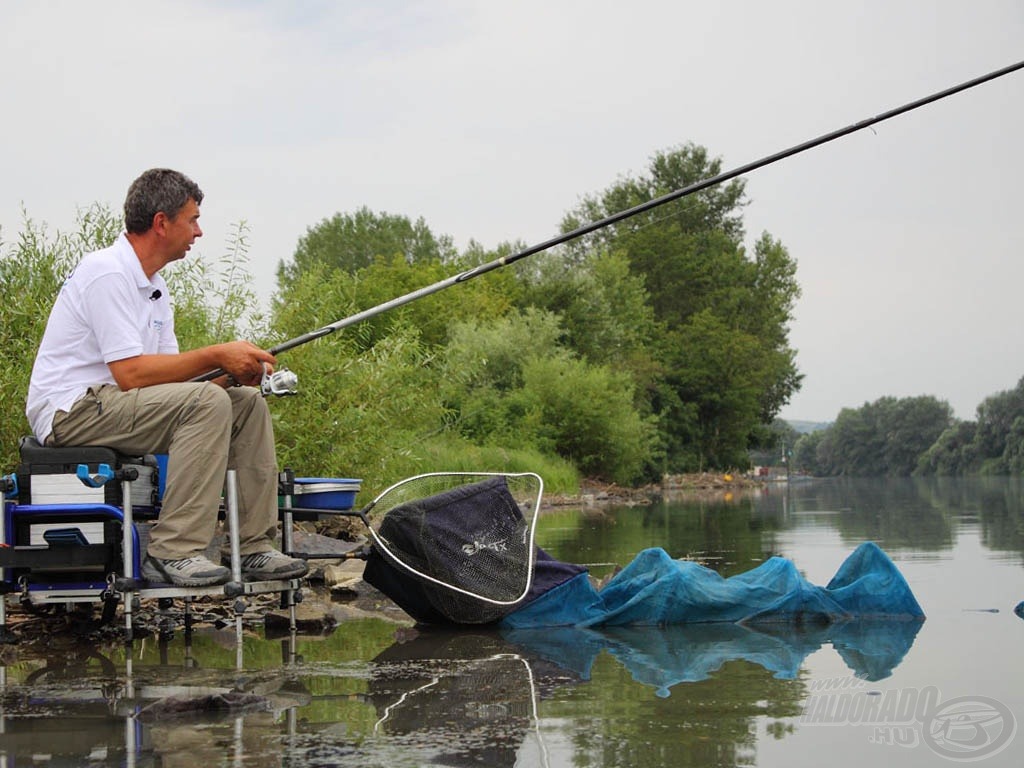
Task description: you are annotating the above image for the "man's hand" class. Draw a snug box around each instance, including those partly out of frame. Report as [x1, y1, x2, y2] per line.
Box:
[217, 341, 276, 387]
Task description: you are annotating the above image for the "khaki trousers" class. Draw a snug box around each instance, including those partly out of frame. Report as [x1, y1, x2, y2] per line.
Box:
[48, 383, 279, 560]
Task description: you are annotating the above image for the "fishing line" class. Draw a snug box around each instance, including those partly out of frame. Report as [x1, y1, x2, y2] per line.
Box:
[621, 198, 707, 235]
[195, 59, 1024, 382]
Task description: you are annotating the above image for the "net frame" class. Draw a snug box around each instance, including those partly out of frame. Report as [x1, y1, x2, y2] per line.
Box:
[361, 471, 543, 610]
[371, 651, 551, 767]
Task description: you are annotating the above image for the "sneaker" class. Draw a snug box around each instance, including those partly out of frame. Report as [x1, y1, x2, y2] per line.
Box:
[142, 553, 231, 587]
[228, 549, 309, 581]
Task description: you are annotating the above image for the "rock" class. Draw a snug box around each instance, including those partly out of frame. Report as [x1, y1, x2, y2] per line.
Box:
[290, 528, 366, 557]
[135, 691, 272, 721]
[323, 563, 364, 596]
[264, 599, 345, 634]
[288, 528, 367, 580]
[313, 515, 365, 541]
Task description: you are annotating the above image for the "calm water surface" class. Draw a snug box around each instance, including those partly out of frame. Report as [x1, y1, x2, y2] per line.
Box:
[1, 476, 1022, 767]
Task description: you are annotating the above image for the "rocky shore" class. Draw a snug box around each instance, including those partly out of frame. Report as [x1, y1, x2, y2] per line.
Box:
[0, 473, 761, 654]
[548, 471, 759, 507]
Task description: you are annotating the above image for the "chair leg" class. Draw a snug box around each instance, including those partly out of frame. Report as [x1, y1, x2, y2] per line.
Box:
[225, 470, 243, 586]
[121, 475, 135, 643]
[0, 509, 8, 640]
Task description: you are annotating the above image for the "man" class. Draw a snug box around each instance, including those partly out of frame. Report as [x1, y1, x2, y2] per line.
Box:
[26, 168, 308, 587]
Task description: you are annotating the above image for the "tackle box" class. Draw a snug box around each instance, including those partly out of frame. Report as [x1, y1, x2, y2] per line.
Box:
[5, 507, 127, 583]
[287, 478, 361, 510]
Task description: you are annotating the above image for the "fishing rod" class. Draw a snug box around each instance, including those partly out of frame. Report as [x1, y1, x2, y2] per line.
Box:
[198, 58, 1024, 382]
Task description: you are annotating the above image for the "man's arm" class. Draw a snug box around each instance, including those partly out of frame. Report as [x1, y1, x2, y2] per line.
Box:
[107, 341, 276, 390]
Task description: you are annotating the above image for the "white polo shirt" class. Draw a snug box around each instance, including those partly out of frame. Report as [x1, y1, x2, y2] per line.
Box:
[26, 233, 178, 442]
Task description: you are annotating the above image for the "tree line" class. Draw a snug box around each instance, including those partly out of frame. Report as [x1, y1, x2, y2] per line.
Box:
[1, 144, 801, 493]
[791, 380, 1024, 476]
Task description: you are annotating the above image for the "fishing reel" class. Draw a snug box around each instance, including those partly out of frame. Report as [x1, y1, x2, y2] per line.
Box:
[261, 364, 298, 397]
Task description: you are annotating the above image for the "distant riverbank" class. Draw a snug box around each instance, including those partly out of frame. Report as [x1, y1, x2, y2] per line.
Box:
[543, 472, 764, 508]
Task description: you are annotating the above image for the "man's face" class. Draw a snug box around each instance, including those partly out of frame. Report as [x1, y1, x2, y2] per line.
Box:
[163, 198, 203, 262]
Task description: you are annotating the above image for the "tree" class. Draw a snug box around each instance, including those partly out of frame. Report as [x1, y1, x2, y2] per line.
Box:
[559, 143, 746, 265]
[792, 429, 827, 475]
[972, 379, 1024, 473]
[557, 144, 801, 471]
[268, 325, 445, 487]
[748, 418, 801, 469]
[668, 310, 775, 469]
[273, 251, 517, 354]
[277, 207, 457, 289]
[745, 234, 803, 420]
[517, 354, 655, 484]
[916, 420, 979, 475]
[515, 248, 657, 367]
[514, 247, 663, 469]
[1001, 415, 1024, 474]
[166, 220, 269, 348]
[881, 396, 953, 475]
[806, 396, 952, 476]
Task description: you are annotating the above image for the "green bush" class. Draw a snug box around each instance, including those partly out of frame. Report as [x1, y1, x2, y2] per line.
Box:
[0, 206, 121, 470]
[516, 355, 656, 485]
[441, 310, 655, 485]
[269, 327, 446, 497]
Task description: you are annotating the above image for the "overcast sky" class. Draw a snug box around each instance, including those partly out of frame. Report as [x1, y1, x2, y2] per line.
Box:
[2, 1, 1022, 424]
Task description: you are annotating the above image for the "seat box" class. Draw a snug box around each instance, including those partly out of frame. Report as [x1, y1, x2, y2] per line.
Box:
[16, 438, 160, 512]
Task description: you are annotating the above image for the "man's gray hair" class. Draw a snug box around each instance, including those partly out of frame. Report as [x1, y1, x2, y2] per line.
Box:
[124, 169, 204, 234]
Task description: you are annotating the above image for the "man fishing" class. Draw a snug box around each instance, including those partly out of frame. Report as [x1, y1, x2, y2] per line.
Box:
[25, 168, 308, 587]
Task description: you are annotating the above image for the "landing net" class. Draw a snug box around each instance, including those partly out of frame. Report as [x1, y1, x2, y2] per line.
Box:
[361, 472, 543, 624]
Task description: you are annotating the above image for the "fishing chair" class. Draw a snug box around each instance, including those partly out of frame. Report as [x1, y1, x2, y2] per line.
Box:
[0, 436, 304, 641]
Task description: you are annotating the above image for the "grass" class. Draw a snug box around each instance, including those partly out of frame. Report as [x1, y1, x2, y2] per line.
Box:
[411, 436, 581, 495]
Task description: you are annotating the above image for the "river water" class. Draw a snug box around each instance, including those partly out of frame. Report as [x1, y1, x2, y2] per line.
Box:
[1, 476, 1021, 766]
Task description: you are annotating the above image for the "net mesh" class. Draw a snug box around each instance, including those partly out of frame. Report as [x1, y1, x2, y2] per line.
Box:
[363, 472, 543, 625]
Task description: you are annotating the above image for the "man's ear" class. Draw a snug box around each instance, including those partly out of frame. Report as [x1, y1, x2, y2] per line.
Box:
[151, 210, 169, 235]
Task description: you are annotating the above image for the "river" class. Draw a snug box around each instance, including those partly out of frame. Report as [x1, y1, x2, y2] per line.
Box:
[1, 476, 1021, 766]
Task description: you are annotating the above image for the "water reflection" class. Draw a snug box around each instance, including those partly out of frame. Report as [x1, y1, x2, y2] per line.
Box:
[3, 477, 1020, 767]
[365, 632, 551, 767]
[0, 625, 311, 767]
[773, 476, 1024, 558]
[0, 613, 924, 767]
[299, 626, 812, 767]
[505, 618, 922, 695]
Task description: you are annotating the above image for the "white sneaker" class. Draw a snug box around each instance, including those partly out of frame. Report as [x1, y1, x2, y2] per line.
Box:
[142, 554, 231, 586]
[229, 550, 309, 581]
